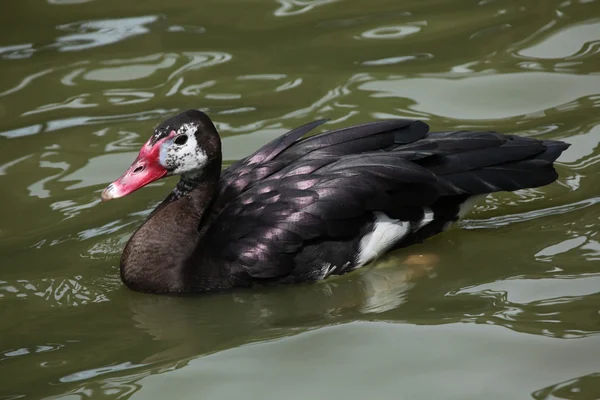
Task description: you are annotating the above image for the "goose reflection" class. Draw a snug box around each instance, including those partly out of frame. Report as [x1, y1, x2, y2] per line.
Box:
[126, 252, 438, 364]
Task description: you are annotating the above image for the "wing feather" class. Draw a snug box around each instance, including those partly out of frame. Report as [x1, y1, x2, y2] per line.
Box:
[199, 119, 569, 286]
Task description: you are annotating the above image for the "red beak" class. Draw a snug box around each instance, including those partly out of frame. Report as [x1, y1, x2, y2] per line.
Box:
[101, 133, 174, 202]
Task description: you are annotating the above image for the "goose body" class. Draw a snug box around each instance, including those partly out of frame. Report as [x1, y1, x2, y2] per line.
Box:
[101, 110, 569, 294]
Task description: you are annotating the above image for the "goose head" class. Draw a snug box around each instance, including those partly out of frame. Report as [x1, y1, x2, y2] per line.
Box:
[101, 110, 221, 201]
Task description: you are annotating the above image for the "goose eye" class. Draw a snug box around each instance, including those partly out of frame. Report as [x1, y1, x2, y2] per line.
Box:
[174, 135, 188, 146]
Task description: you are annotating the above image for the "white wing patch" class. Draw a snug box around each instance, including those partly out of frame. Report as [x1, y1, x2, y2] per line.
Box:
[317, 263, 337, 280]
[356, 212, 409, 268]
[443, 194, 488, 231]
[415, 207, 434, 230]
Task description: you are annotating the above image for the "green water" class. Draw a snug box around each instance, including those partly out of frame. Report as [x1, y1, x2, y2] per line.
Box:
[1, 0, 599, 398]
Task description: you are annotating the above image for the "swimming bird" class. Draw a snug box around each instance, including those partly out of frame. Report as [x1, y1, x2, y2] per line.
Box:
[101, 110, 569, 294]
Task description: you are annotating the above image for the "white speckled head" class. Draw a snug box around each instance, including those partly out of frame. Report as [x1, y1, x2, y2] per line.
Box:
[101, 110, 221, 201]
[159, 123, 209, 176]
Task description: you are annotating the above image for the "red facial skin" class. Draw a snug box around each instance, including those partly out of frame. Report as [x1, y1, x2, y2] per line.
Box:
[101, 131, 176, 202]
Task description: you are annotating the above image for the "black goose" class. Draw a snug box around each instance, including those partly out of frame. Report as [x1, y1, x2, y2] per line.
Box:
[101, 110, 569, 294]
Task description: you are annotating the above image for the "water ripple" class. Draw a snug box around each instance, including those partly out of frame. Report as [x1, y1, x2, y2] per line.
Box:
[54, 16, 160, 52]
[1, 0, 599, 397]
[274, 0, 338, 16]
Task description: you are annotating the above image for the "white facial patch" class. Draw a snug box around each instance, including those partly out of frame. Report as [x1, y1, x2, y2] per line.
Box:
[159, 123, 208, 175]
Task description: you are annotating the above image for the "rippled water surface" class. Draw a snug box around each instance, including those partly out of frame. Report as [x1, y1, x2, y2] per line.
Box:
[1, 0, 599, 398]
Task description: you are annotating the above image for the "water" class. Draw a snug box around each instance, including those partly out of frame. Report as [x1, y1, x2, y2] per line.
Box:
[1, 0, 599, 398]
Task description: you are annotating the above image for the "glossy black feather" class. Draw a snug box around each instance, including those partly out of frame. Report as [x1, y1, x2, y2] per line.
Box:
[215, 119, 329, 208]
[214, 119, 429, 212]
[196, 120, 569, 287]
[118, 111, 570, 293]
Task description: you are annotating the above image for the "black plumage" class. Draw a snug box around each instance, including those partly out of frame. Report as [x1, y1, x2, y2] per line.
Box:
[106, 110, 570, 294]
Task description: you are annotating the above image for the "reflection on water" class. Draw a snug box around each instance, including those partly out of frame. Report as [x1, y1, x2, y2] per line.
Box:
[360, 73, 600, 120]
[274, 0, 339, 17]
[55, 16, 160, 52]
[0, 0, 599, 398]
[533, 373, 600, 400]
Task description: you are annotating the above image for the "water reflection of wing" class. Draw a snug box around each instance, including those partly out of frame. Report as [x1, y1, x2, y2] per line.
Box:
[127, 257, 435, 364]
